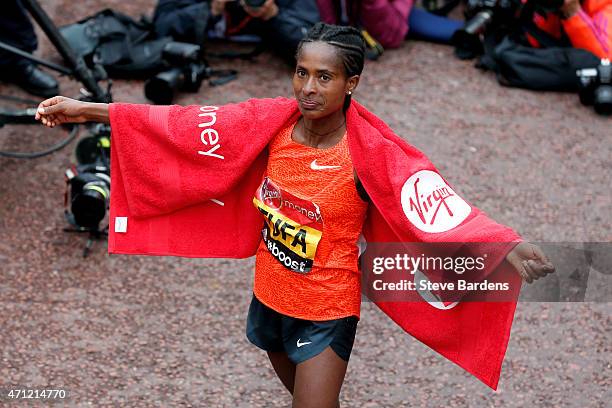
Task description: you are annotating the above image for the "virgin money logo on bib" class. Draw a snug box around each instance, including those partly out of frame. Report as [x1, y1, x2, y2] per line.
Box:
[261, 177, 282, 209]
[401, 170, 471, 233]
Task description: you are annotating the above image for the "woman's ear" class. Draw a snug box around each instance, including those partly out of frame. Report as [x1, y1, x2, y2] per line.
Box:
[347, 75, 360, 94]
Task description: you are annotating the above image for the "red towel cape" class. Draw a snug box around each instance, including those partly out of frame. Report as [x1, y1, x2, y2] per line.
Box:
[108, 97, 521, 390]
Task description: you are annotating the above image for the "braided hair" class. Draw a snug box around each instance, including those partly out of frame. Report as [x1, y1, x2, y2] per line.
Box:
[297, 23, 366, 111]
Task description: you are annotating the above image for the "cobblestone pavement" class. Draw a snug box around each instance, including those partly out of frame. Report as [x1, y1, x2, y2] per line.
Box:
[0, 1, 610, 407]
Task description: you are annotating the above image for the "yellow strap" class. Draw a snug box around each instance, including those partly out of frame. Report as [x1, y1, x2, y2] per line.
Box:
[87, 185, 108, 199]
[99, 137, 110, 148]
[361, 30, 377, 47]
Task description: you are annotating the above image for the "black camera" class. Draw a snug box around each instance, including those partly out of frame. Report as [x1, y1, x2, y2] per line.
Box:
[144, 41, 209, 105]
[577, 59, 612, 115]
[452, 0, 565, 58]
[530, 0, 565, 12]
[422, 0, 461, 15]
[64, 124, 111, 230]
[451, 0, 519, 58]
[244, 0, 267, 7]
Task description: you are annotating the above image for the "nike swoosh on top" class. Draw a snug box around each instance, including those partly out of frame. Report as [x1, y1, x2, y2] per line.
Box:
[310, 159, 341, 170]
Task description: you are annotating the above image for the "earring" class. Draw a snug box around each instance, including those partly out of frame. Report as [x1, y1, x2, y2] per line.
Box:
[347, 91, 352, 95]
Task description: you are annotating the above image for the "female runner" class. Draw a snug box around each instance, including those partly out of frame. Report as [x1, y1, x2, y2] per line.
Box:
[35, 23, 554, 408]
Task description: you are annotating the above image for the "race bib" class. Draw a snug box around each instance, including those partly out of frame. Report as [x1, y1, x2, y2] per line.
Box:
[253, 177, 323, 273]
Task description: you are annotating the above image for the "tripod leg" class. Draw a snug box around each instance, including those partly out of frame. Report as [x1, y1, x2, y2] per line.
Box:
[83, 237, 94, 258]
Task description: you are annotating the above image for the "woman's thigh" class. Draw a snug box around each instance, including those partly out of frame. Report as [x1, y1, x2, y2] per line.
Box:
[267, 351, 296, 394]
[291, 346, 348, 408]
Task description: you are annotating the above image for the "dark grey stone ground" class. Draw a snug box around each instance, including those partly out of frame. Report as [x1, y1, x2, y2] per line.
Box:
[0, 0, 609, 406]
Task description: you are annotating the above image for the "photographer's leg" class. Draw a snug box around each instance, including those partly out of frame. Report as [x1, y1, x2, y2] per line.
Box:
[0, 0, 58, 97]
[0, 0, 37, 62]
[407, 8, 463, 44]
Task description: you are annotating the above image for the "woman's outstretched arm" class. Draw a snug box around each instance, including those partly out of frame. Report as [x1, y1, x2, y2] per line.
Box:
[35, 96, 109, 127]
[505, 242, 555, 284]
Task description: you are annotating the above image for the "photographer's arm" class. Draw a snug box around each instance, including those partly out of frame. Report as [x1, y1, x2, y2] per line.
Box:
[35, 96, 109, 127]
[249, 0, 319, 59]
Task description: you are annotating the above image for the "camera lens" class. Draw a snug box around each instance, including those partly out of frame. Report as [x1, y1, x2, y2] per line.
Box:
[451, 10, 494, 58]
[72, 181, 109, 229]
[144, 68, 185, 105]
[72, 192, 106, 229]
[463, 10, 494, 36]
[75, 135, 110, 165]
[593, 85, 612, 115]
[244, 0, 266, 7]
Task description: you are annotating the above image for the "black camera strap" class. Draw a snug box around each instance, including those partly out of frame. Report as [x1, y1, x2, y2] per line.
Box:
[207, 40, 267, 61]
[0, 123, 80, 159]
[208, 68, 238, 86]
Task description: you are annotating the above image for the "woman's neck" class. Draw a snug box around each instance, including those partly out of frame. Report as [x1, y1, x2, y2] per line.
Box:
[297, 110, 347, 148]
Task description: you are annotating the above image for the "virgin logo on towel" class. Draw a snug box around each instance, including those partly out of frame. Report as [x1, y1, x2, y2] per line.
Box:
[414, 269, 459, 310]
[401, 170, 471, 233]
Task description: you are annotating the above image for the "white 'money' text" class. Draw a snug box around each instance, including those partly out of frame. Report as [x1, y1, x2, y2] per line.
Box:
[197, 106, 224, 160]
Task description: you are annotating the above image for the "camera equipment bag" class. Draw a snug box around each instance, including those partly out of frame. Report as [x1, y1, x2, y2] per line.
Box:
[60, 9, 175, 77]
[478, 20, 599, 91]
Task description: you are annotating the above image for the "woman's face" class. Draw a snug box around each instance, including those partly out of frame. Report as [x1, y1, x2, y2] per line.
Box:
[293, 41, 358, 120]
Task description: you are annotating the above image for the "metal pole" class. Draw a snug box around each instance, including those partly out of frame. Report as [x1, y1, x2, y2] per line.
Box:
[0, 40, 72, 75]
[20, 0, 110, 102]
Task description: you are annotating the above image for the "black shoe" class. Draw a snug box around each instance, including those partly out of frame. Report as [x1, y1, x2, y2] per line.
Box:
[8, 62, 59, 98]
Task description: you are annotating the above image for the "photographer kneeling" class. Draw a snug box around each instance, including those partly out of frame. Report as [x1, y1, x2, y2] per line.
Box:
[153, 0, 320, 63]
[528, 0, 611, 59]
[454, 0, 612, 108]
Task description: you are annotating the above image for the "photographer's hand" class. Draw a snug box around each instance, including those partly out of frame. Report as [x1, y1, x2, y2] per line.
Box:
[35, 96, 109, 127]
[506, 242, 555, 284]
[561, 0, 581, 19]
[211, 0, 232, 17]
[241, 0, 278, 20]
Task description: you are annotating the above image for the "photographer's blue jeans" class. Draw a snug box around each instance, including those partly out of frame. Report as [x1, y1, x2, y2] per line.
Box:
[408, 7, 463, 44]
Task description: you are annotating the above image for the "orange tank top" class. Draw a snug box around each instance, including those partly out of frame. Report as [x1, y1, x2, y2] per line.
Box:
[252, 121, 368, 320]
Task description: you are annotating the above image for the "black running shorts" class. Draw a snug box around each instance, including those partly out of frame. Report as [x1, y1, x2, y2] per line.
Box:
[246, 294, 359, 364]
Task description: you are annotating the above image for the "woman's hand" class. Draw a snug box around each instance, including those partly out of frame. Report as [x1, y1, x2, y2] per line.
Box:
[506, 242, 555, 284]
[35, 96, 109, 127]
